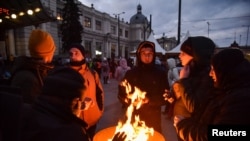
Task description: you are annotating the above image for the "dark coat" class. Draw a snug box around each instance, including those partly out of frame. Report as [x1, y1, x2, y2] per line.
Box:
[118, 65, 169, 133]
[21, 95, 90, 141]
[173, 62, 214, 118]
[10, 56, 53, 103]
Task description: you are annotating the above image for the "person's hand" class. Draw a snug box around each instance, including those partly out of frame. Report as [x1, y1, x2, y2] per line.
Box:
[132, 97, 149, 109]
[173, 115, 185, 128]
[112, 132, 126, 141]
[83, 97, 94, 110]
[179, 65, 190, 79]
[163, 89, 174, 103]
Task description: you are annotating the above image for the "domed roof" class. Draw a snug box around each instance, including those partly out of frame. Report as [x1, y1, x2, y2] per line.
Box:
[130, 4, 148, 24]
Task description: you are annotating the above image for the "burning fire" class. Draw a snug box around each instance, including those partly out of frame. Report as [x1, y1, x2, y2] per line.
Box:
[109, 80, 154, 141]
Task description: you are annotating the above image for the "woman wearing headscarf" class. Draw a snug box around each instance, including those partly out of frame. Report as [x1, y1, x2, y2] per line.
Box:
[114, 58, 131, 82]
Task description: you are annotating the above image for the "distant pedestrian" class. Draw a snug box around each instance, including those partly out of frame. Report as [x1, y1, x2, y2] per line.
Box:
[101, 58, 110, 84]
[114, 58, 131, 83]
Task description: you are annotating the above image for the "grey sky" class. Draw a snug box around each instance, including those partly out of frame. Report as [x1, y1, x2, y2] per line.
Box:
[79, 0, 250, 47]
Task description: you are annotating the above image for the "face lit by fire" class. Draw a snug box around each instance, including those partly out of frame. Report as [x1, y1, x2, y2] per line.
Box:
[110, 80, 153, 141]
[179, 51, 193, 66]
[209, 65, 219, 88]
[140, 48, 154, 64]
[69, 48, 84, 62]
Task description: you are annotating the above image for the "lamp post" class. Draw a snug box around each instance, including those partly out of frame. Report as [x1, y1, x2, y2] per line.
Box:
[162, 32, 166, 49]
[207, 21, 210, 37]
[177, 0, 182, 44]
[242, 25, 250, 47]
[113, 12, 125, 57]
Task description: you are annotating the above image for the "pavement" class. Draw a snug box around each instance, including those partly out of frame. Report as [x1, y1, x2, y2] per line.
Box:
[95, 78, 178, 141]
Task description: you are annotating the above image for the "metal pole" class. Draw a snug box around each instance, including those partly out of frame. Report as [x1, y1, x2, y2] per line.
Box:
[242, 25, 250, 47]
[207, 22, 210, 37]
[113, 12, 125, 57]
[177, 0, 181, 44]
[246, 26, 249, 47]
[118, 15, 120, 57]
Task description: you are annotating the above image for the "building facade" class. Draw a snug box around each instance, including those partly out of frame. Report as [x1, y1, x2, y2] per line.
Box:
[0, 0, 152, 61]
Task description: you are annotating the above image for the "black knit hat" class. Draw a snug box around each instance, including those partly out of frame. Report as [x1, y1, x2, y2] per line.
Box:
[42, 67, 85, 101]
[181, 36, 215, 65]
[68, 43, 85, 56]
[211, 49, 245, 77]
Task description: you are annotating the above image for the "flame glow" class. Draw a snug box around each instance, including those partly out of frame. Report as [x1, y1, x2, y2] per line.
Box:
[109, 80, 154, 141]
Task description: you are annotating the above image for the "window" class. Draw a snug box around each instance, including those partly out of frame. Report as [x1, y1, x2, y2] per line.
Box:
[84, 41, 92, 54]
[119, 28, 122, 36]
[111, 25, 116, 34]
[125, 30, 128, 38]
[95, 20, 102, 30]
[84, 16, 91, 28]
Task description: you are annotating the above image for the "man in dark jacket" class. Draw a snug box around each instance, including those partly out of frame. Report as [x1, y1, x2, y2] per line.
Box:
[10, 29, 56, 104]
[175, 49, 250, 140]
[118, 41, 169, 133]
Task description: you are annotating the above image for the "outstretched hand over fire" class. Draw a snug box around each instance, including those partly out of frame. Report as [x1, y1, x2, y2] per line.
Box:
[112, 132, 127, 141]
[163, 89, 175, 103]
[132, 97, 149, 107]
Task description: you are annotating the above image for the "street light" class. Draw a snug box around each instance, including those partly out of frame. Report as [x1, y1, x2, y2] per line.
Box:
[207, 21, 210, 37]
[242, 25, 250, 47]
[113, 12, 125, 57]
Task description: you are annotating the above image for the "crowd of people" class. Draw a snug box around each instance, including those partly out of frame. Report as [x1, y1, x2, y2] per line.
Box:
[1, 29, 250, 141]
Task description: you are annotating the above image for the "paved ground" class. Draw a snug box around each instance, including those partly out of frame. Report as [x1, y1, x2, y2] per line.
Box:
[95, 78, 178, 141]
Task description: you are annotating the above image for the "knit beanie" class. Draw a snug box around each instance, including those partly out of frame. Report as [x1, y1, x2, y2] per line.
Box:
[28, 29, 56, 59]
[181, 36, 215, 65]
[211, 49, 245, 77]
[42, 67, 85, 101]
[68, 43, 85, 56]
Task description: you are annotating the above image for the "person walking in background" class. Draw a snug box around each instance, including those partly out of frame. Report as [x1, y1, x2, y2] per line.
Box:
[114, 58, 131, 83]
[68, 43, 104, 140]
[10, 29, 56, 104]
[118, 41, 169, 133]
[162, 58, 180, 118]
[164, 36, 216, 140]
[173, 49, 250, 141]
[167, 58, 180, 87]
[101, 58, 110, 84]
[93, 58, 102, 78]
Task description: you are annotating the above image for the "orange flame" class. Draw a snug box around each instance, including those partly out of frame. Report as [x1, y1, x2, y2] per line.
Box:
[109, 80, 154, 141]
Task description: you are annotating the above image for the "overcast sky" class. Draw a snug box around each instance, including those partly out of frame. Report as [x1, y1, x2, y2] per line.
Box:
[79, 0, 250, 47]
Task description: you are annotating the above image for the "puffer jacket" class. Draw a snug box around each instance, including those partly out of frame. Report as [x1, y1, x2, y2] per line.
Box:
[10, 56, 53, 103]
